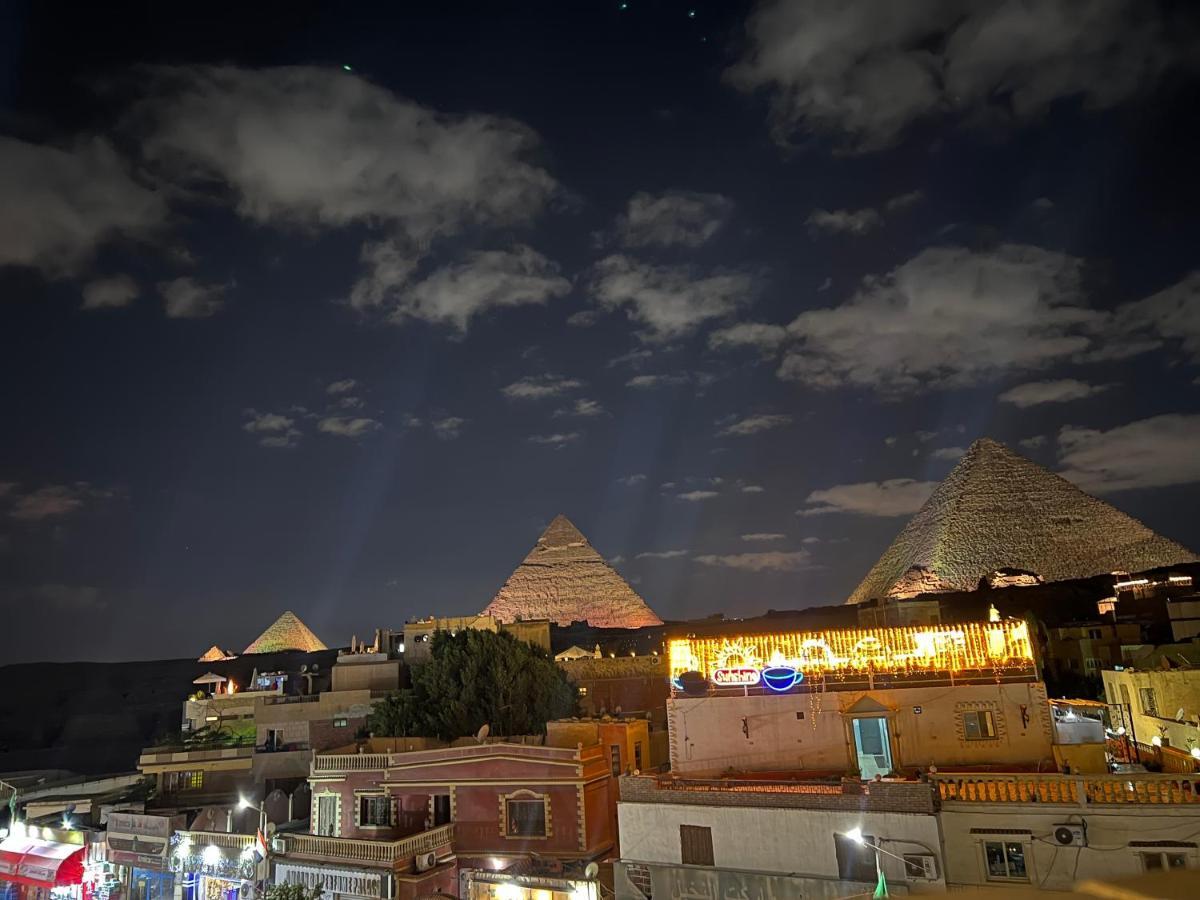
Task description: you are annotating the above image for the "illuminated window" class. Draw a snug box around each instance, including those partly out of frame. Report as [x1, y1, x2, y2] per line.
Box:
[1140, 688, 1159, 717]
[578, 686, 588, 697]
[680, 825, 714, 866]
[359, 795, 390, 827]
[984, 842, 1028, 881]
[333, 717, 348, 727]
[506, 798, 546, 837]
[166, 770, 204, 792]
[963, 710, 997, 740]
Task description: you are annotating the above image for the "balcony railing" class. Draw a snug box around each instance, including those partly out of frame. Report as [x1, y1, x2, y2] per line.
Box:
[312, 753, 391, 773]
[178, 831, 255, 851]
[279, 824, 454, 866]
[933, 772, 1200, 805]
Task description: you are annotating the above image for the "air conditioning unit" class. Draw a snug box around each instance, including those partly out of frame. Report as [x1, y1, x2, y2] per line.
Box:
[1053, 823, 1086, 847]
[271, 837, 287, 854]
[903, 854, 938, 881]
[415, 851, 437, 872]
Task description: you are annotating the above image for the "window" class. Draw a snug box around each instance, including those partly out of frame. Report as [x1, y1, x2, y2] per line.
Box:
[578, 686, 588, 697]
[1140, 852, 1188, 871]
[359, 795, 390, 827]
[506, 798, 547, 837]
[333, 716, 348, 727]
[633, 741, 643, 771]
[1120, 684, 1132, 709]
[432, 794, 451, 826]
[1085, 658, 1101, 671]
[611, 744, 622, 777]
[834, 833, 877, 882]
[1088, 628, 1102, 640]
[984, 842, 1028, 881]
[1140, 687, 1159, 717]
[680, 825, 714, 866]
[963, 710, 997, 740]
[165, 770, 203, 792]
[316, 795, 339, 836]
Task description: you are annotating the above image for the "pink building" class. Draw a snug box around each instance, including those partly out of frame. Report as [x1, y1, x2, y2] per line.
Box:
[270, 732, 624, 900]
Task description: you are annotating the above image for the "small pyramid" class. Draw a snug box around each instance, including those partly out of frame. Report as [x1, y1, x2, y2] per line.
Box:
[243, 610, 328, 654]
[847, 438, 1197, 604]
[482, 514, 663, 629]
[198, 645, 235, 662]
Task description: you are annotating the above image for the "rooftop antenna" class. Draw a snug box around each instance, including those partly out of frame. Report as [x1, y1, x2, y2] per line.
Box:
[475, 724, 490, 744]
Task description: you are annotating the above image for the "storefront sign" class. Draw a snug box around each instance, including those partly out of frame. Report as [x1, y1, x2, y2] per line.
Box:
[275, 862, 382, 899]
[108, 815, 174, 868]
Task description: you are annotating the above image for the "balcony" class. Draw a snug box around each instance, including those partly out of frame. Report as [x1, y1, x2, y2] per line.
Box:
[178, 830, 255, 850]
[278, 823, 454, 869]
[312, 753, 390, 773]
[619, 773, 938, 814]
[932, 772, 1200, 805]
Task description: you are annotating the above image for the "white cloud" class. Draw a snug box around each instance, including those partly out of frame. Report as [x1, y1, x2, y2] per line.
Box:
[589, 255, 757, 341]
[607, 348, 654, 369]
[0, 136, 167, 276]
[718, 413, 792, 437]
[695, 550, 813, 572]
[741, 484, 765, 493]
[528, 432, 580, 448]
[140, 64, 557, 242]
[800, 478, 937, 516]
[615, 190, 733, 248]
[915, 430, 938, 443]
[776, 244, 1097, 392]
[333, 396, 364, 410]
[930, 446, 966, 461]
[626, 373, 692, 390]
[370, 245, 571, 331]
[886, 190, 925, 212]
[708, 322, 788, 352]
[160, 277, 226, 319]
[326, 379, 357, 395]
[554, 398, 606, 418]
[502, 374, 583, 400]
[677, 490, 719, 502]
[635, 549, 689, 560]
[740, 532, 786, 542]
[1057, 414, 1200, 494]
[317, 416, 382, 439]
[431, 416, 466, 440]
[81, 274, 140, 310]
[1112, 271, 1200, 363]
[807, 207, 882, 236]
[242, 410, 301, 448]
[617, 474, 647, 487]
[1019, 435, 1047, 449]
[6, 483, 114, 522]
[727, 0, 1189, 151]
[999, 379, 1108, 408]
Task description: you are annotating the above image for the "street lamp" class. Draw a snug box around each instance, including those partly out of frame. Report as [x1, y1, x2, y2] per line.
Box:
[238, 797, 269, 898]
[842, 828, 940, 881]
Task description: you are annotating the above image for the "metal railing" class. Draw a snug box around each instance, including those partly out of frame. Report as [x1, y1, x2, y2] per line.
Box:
[933, 772, 1200, 805]
[280, 824, 454, 865]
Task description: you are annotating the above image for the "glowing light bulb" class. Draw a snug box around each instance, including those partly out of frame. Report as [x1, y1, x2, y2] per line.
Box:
[845, 827, 864, 845]
[202, 845, 221, 867]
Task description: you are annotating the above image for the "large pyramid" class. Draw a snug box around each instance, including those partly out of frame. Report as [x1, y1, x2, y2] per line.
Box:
[482, 515, 663, 629]
[243, 610, 328, 654]
[847, 438, 1197, 605]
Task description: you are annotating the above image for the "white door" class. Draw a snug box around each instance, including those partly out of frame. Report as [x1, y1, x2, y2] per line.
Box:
[853, 717, 893, 779]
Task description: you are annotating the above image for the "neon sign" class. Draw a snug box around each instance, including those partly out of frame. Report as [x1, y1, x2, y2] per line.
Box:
[712, 667, 760, 687]
[669, 619, 1034, 687]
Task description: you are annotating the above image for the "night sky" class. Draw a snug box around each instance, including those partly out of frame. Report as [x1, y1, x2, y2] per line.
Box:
[3, 1, 1200, 664]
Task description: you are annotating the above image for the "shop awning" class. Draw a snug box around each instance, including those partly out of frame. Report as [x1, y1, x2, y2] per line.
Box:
[0, 835, 86, 888]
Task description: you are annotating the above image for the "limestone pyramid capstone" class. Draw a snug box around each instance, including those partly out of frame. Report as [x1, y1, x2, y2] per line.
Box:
[847, 438, 1197, 604]
[243, 610, 328, 654]
[482, 514, 663, 628]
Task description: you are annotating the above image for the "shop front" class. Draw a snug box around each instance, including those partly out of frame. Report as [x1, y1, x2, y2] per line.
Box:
[105, 815, 181, 900]
[0, 825, 88, 900]
[169, 835, 256, 900]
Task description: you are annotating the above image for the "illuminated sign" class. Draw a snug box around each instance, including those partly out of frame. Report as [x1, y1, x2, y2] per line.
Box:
[669, 620, 1034, 687]
[712, 667, 760, 687]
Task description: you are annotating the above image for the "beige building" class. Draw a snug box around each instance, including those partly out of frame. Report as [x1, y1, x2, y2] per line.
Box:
[402, 614, 551, 664]
[1102, 662, 1200, 751]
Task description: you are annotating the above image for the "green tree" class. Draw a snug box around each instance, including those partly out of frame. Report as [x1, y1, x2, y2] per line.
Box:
[368, 629, 577, 740]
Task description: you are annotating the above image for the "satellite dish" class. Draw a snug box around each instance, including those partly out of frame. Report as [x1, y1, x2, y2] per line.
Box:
[476, 724, 490, 743]
[584, 863, 599, 880]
